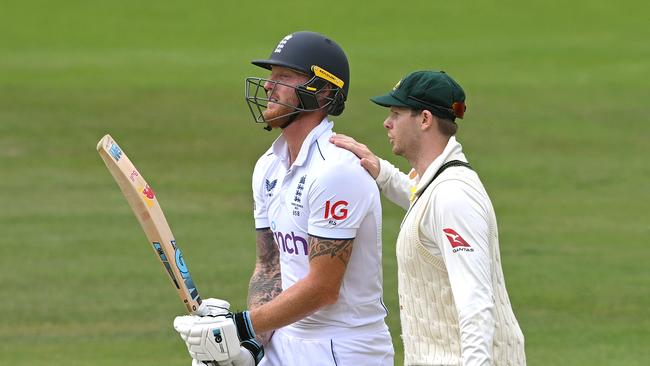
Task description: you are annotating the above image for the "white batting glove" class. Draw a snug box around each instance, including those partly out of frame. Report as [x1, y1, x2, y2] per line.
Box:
[195, 298, 231, 317]
[174, 315, 241, 362]
[191, 360, 215, 366]
[217, 347, 256, 366]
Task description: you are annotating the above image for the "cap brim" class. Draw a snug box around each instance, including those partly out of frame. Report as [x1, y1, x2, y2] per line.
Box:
[251, 59, 308, 74]
[251, 59, 273, 70]
[370, 93, 411, 108]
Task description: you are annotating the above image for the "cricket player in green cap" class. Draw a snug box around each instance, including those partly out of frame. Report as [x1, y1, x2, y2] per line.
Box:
[331, 70, 526, 365]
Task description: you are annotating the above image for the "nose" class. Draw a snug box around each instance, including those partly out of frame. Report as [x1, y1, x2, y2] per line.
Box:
[383, 117, 392, 130]
[263, 80, 273, 91]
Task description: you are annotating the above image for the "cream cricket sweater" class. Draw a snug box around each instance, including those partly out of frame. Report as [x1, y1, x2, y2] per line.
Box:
[377, 137, 526, 365]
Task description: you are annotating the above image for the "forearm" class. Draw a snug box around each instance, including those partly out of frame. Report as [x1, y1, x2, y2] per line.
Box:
[247, 264, 281, 346]
[459, 306, 495, 366]
[375, 158, 413, 209]
[245, 228, 282, 345]
[249, 274, 334, 334]
[248, 228, 282, 309]
[249, 236, 351, 334]
[247, 264, 282, 310]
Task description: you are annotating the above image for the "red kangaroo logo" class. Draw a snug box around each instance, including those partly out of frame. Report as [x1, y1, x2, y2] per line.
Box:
[443, 228, 471, 248]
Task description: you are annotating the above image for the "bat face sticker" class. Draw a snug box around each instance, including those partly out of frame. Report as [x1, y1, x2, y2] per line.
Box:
[141, 185, 155, 207]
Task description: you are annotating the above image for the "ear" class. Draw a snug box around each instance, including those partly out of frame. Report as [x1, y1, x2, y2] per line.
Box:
[420, 110, 435, 131]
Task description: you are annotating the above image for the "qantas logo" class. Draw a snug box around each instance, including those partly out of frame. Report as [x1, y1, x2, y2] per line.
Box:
[443, 228, 474, 253]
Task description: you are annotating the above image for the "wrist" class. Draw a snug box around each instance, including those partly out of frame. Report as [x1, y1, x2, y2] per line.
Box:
[232, 311, 256, 341]
[240, 339, 264, 365]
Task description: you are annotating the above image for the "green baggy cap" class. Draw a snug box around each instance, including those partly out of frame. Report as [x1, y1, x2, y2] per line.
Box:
[371, 70, 466, 119]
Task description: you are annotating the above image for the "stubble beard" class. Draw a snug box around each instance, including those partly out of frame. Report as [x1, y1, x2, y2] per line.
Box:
[262, 94, 300, 129]
[390, 137, 404, 157]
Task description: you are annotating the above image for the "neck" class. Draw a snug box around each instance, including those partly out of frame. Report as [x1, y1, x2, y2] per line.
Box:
[281, 113, 324, 166]
[406, 134, 451, 177]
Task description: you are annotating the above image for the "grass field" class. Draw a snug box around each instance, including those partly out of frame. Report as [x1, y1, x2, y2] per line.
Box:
[1, 0, 648, 364]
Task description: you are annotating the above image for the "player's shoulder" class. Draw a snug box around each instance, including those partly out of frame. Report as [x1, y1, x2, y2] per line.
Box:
[306, 139, 376, 195]
[432, 170, 490, 212]
[254, 145, 277, 169]
[253, 146, 278, 182]
[310, 136, 369, 176]
[312, 133, 365, 166]
[436, 165, 485, 194]
[255, 145, 275, 163]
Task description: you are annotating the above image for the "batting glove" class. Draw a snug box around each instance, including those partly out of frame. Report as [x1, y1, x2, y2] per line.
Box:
[228, 311, 264, 365]
[174, 311, 263, 365]
[198, 304, 261, 361]
[174, 315, 241, 363]
[195, 298, 231, 317]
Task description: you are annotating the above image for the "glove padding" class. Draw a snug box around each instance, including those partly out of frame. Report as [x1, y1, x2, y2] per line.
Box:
[191, 360, 215, 366]
[195, 298, 231, 317]
[186, 347, 254, 366]
[216, 346, 256, 366]
[174, 295, 264, 366]
[174, 315, 241, 362]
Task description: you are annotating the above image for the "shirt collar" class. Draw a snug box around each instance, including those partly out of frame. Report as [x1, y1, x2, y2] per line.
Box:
[271, 118, 333, 167]
[412, 136, 468, 197]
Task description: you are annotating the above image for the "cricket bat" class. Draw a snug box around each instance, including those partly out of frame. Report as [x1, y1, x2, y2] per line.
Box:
[97, 134, 202, 314]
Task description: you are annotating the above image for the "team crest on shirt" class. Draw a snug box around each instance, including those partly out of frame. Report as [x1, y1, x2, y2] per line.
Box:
[290, 175, 307, 216]
[265, 178, 277, 196]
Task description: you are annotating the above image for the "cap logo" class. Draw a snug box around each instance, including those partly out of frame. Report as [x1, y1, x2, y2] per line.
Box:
[312, 65, 345, 88]
[393, 79, 402, 91]
[274, 35, 293, 53]
[452, 101, 466, 119]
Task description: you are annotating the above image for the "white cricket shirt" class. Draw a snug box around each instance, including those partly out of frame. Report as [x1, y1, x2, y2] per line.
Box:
[252, 119, 388, 336]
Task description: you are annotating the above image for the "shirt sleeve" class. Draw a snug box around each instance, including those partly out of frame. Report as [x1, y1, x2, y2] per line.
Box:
[307, 161, 378, 239]
[374, 158, 415, 210]
[252, 158, 270, 229]
[424, 181, 496, 366]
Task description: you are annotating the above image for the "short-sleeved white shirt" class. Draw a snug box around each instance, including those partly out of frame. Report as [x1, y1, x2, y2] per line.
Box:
[252, 119, 388, 335]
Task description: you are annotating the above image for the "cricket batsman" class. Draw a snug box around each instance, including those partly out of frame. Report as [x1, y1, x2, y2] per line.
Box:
[172, 31, 395, 366]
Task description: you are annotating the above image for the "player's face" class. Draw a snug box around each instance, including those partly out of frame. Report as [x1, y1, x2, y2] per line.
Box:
[262, 66, 309, 128]
[383, 106, 421, 157]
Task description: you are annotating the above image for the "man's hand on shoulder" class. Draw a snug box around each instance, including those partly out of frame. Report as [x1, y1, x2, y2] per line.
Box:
[330, 134, 380, 179]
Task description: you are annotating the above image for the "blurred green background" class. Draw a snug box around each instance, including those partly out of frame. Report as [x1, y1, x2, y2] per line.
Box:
[1, 0, 648, 364]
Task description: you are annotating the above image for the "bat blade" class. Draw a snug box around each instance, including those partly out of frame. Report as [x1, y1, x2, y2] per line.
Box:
[97, 134, 201, 314]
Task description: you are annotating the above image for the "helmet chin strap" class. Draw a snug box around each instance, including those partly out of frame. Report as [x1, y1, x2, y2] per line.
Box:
[279, 112, 300, 129]
[263, 110, 299, 131]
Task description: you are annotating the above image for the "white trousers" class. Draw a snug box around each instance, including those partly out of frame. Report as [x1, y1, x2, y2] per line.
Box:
[259, 326, 394, 366]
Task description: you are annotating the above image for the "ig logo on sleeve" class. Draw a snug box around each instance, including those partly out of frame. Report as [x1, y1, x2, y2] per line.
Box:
[324, 200, 348, 223]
